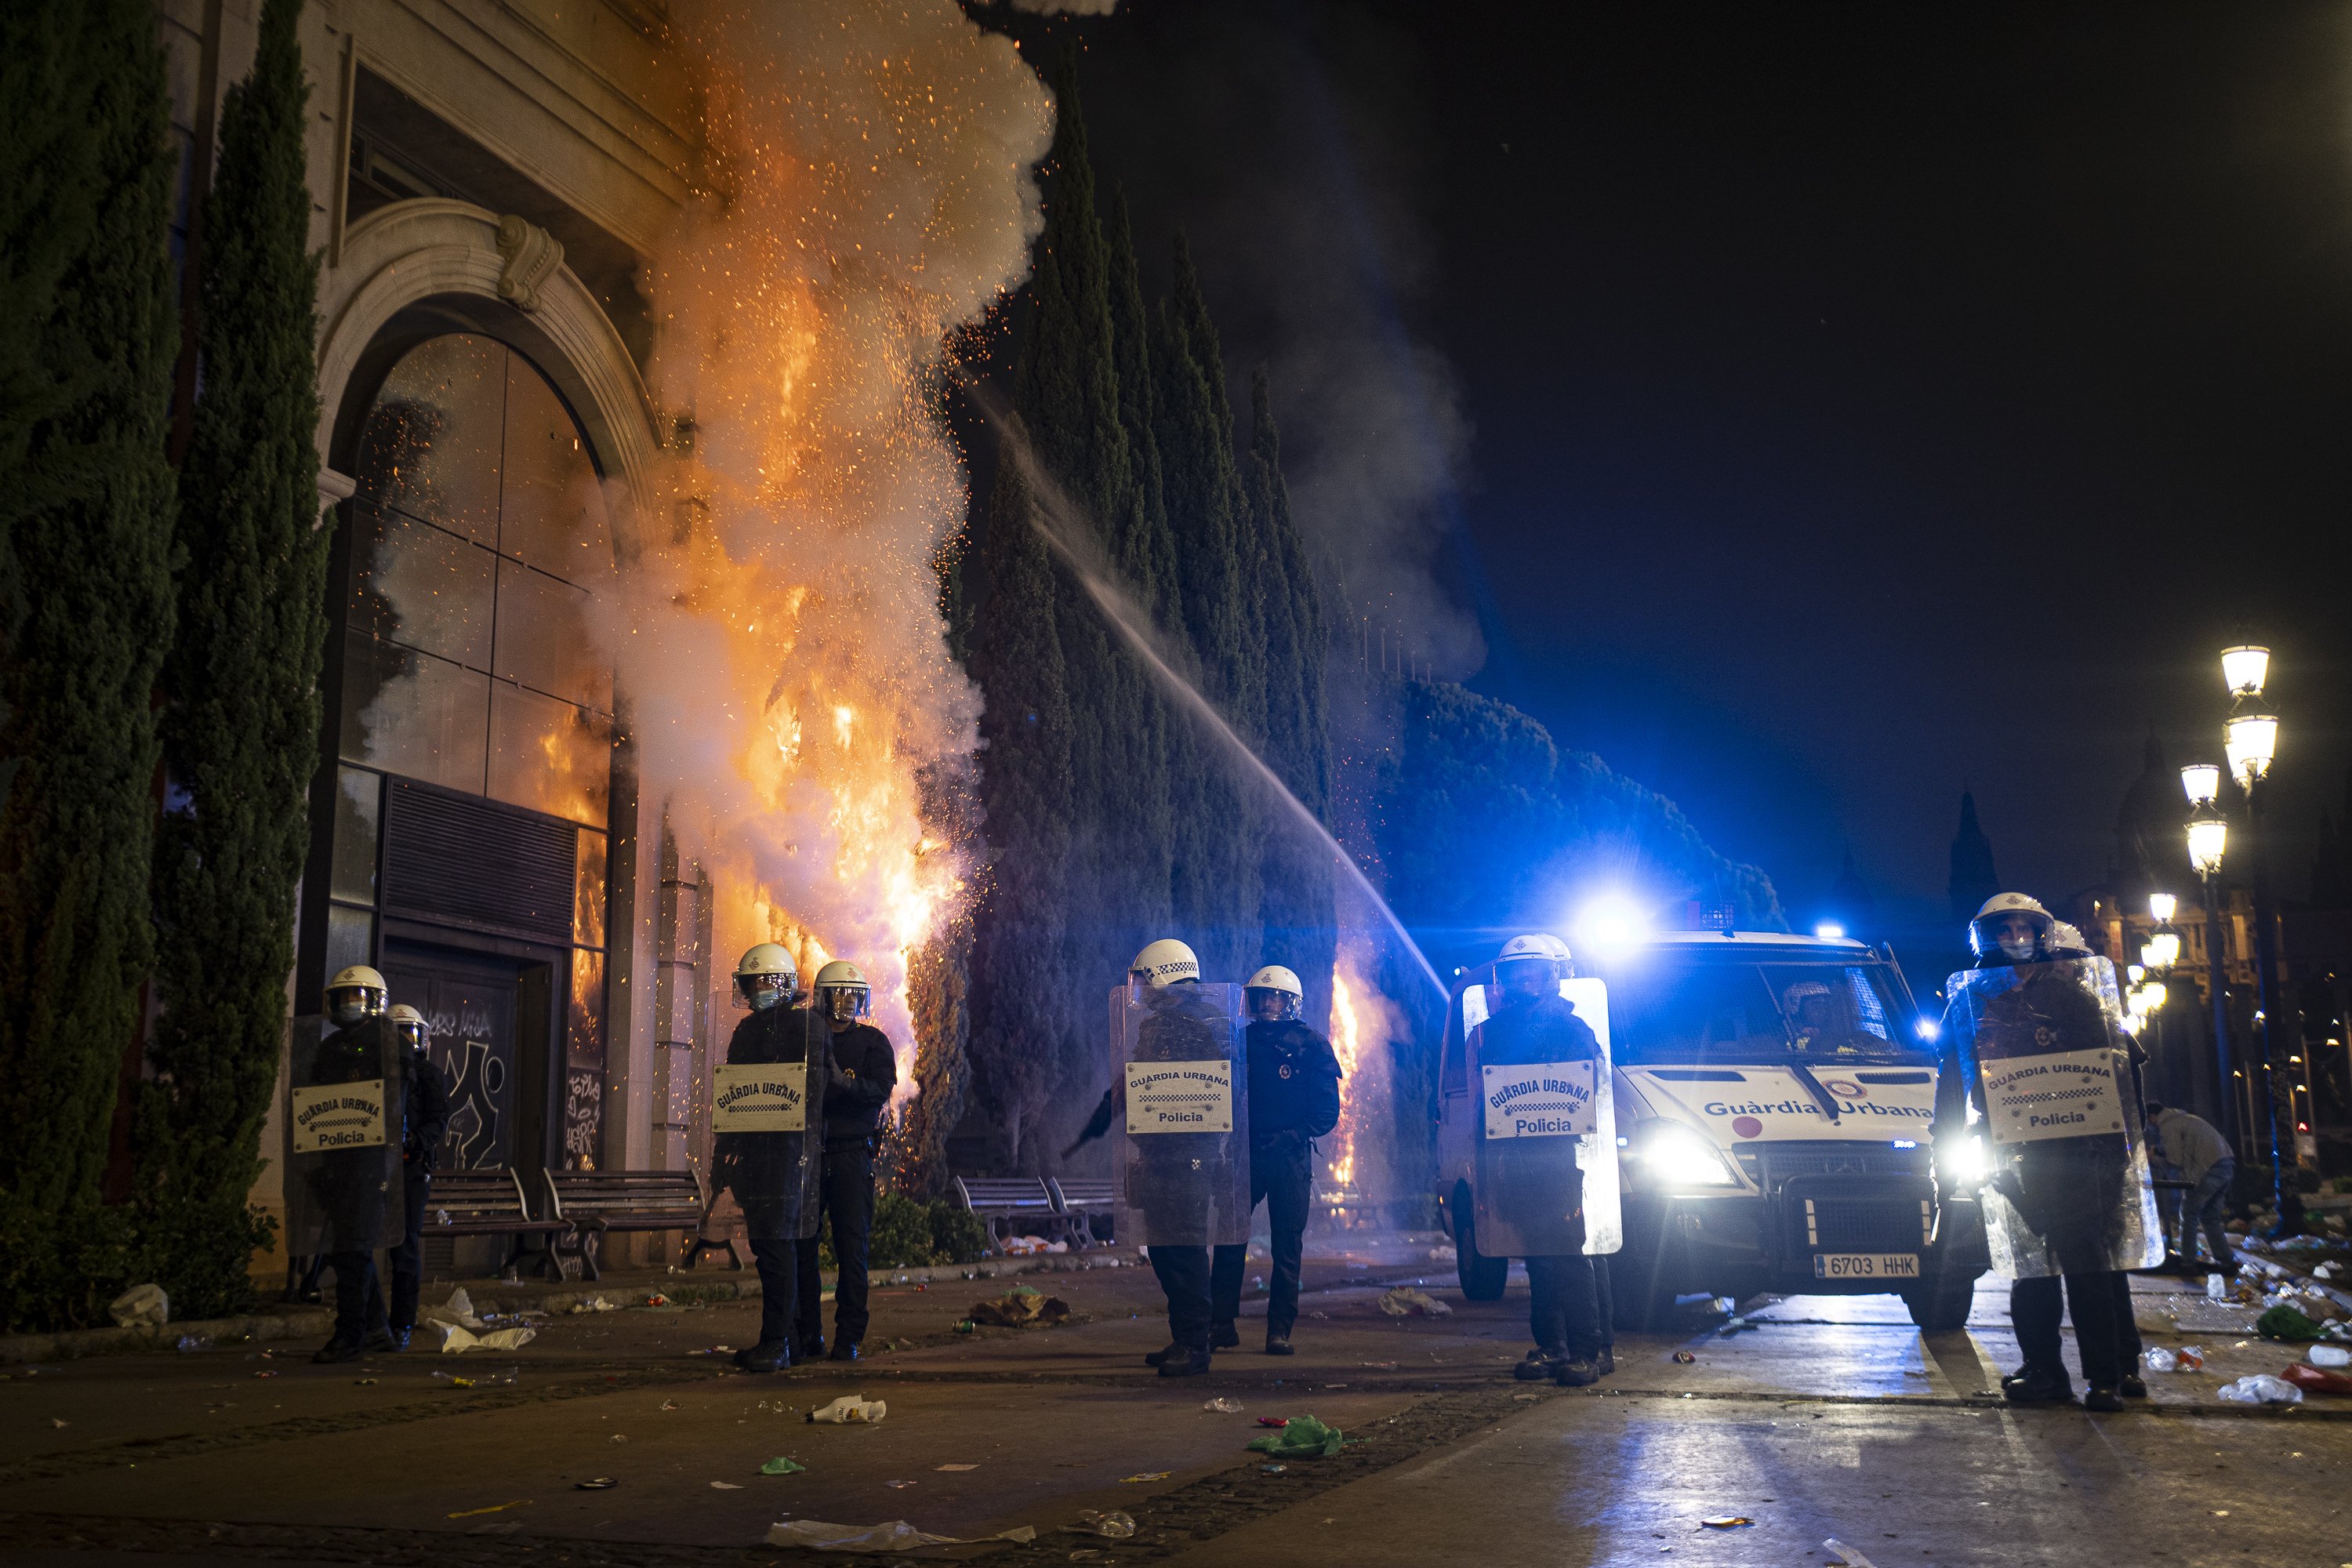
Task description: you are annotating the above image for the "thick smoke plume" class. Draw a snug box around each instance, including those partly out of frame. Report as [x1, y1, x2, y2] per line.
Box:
[600, 2, 1053, 1083]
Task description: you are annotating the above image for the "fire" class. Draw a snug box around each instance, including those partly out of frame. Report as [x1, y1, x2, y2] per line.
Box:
[1327, 967, 1363, 1192]
[1325, 941, 1408, 1222]
[594, 3, 1053, 1103]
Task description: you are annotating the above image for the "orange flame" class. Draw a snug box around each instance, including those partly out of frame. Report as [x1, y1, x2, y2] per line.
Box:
[600, 3, 1053, 1105]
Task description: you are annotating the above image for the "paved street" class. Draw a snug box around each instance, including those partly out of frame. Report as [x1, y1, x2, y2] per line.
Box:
[2, 1248, 2344, 1567]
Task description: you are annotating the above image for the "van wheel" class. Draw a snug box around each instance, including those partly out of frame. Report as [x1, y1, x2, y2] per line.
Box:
[1901, 1265, 1980, 1331]
[1454, 1200, 1508, 1301]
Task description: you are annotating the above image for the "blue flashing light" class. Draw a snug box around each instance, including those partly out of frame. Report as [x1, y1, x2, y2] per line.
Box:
[1915, 1018, 1941, 1043]
[1577, 893, 1650, 952]
[1892, 1139, 1918, 1149]
[1814, 921, 1846, 941]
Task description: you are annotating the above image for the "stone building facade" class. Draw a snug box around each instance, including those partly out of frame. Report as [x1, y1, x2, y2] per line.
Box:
[159, 0, 716, 1270]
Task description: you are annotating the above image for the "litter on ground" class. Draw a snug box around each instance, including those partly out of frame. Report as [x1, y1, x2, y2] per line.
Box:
[1247, 1415, 1345, 1459]
[807, 1396, 887, 1425]
[1379, 1287, 1453, 1318]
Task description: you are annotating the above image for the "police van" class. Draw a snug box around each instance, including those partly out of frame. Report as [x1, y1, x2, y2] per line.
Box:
[1435, 929, 1987, 1330]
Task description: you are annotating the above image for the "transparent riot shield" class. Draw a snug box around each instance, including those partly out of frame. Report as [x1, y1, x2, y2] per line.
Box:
[712, 1005, 828, 1243]
[1111, 982, 1251, 1248]
[1944, 956, 2164, 1278]
[1467, 978, 1620, 1258]
[285, 1014, 406, 1256]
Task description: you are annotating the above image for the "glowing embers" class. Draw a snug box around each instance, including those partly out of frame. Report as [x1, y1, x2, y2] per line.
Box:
[1321, 946, 1405, 1229]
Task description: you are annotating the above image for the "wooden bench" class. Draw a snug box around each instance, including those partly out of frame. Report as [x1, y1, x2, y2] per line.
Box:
[1047, 1178, 1114, 1249]
[544, 1168, 730, 1280]
[953, 1176, 1062, 1251]
[416, 1167, 567, 1281]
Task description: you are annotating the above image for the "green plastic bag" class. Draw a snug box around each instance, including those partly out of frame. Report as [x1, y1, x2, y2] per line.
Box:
[1245, 1415, 1344, 1459]
[2256, 1305, 2325, 1343]
[760, 1455, 807, 1475]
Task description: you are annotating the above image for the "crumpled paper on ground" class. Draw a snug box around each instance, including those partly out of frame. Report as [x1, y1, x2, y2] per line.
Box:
[1378, 1287, 1452, 1318]
[764, 1519, 1036, 1552]
[108, 1284, 169, 1329]
[424, 1288, 483, 1330]
[967, 1285, 1073, 1328]
[441, 1324, 537, 1354]
[808, 1396, 887, 1425]
[1246, 1414, 1344, 1458]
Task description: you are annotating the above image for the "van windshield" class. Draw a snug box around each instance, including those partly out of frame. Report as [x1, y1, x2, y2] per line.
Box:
[1603, 961, 1926, 1067]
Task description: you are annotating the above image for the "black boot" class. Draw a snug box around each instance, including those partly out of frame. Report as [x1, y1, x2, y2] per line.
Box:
[1596, 1347, 1616, 1377]
[1144, 1342, 1185, 1367]
[311, 1335, 365, 1365]
[2002, 1366, 2075, 1406]
[1210, 1320, 1240, 1350]
[827, 1341, 860, 1362]
[737, 1341, 793, 1374]
[1554, 1356, 1600, 1388]
[1156, 1345, 1212, 1377]
[2119, 1371, 2148, 1399]
[795, 1335, 826, 1363]
[2083, 1386, 2127, 1412]
[1264, 1334, 1294, 1356]
[1513, 1346, 1566, 1382]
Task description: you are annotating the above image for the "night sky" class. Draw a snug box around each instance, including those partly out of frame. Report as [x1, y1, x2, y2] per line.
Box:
[1007, 2, 2352, 950]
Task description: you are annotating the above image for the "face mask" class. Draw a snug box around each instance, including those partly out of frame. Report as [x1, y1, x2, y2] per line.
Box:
[331, 999, 366, 1026]
[1998, 933, 2038, 963]
[749, 985, 784, 1012]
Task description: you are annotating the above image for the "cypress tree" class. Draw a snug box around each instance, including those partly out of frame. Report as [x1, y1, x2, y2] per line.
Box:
[136, 0, 328, 1316]
[1245, 369, 1336, 1011]
[0, 0, 180, 1330]
[1008, 60, 1167, 1087]
[1151, 238, 1261, 981]
[967, 420, 1075, 1171]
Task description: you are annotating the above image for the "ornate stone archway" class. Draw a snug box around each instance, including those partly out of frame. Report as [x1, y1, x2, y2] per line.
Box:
[314, 199, 661, 550]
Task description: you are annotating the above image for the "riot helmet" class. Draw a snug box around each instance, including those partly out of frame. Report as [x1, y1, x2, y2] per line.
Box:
[1243, 964, 1305, 1022]
[2045, 921, 2092, 958]
[387, 1003, 430, 1054]
[1128, 938, 1200, 1003]
[734, 942, 798, 1011]
[325, 964, 388, 1027]
[1968, 892, 2053, 965]
[812, 959, 872, 1023]
[1494, 932, 1572, 1009]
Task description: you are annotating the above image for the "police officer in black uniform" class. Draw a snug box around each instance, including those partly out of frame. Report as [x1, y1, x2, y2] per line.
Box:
[1478, 935, 1611, 1388]
[1208, 964, 1341, 1356]
[714, 943, 829, 1373]
[368, 1003, 450, 1349]
[1939, 894, 2141, 1410]
[793, 959, 898, 1363]
[1069, 938, 1240, 1377]
[305, 965, 405, 1363]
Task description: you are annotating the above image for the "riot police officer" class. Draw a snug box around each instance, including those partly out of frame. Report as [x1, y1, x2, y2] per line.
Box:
[1208, 965, 1341, 1355]
[302, 965, 407, 1363]
[367, 1004, 450, 1349]
[1940, 894, 2156, 1412]
[793, 959, 898, 1363]
[1070, 939, 1247, 1377]
[1475, 934, 1611, 1388]
[713, 944, 829, 1373]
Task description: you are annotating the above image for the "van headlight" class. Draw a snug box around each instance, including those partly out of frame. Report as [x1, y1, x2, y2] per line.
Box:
[1635, 1120, 1740, 1190]
[1938, 1133, 1990, 1185]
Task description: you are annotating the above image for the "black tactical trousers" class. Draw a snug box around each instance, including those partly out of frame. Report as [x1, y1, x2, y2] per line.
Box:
[1209, 1138, 1312, 1339]
[326, 1252, 387, 1341]
[2012, 1271, 2125, 1388]
[364, 1165, 432, 1331]
[794, 1140, 877, 1348]
[1149, 1245, 1214, 1351]
[750, 1237, 800, 1352]
[1525, 1253, 1606, 1360]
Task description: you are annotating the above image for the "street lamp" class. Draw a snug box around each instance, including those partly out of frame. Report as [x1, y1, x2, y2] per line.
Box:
[2185, 793, 2237, 1148]
[2218, 644, 2287, 1216]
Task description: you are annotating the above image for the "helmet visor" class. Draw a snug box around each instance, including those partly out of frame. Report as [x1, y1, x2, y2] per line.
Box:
[735, 971, 792, 1011]
[819, 984, 870, 1022]
[1245, 986, 1301, 1022]
[326, 985, 386, 1025]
